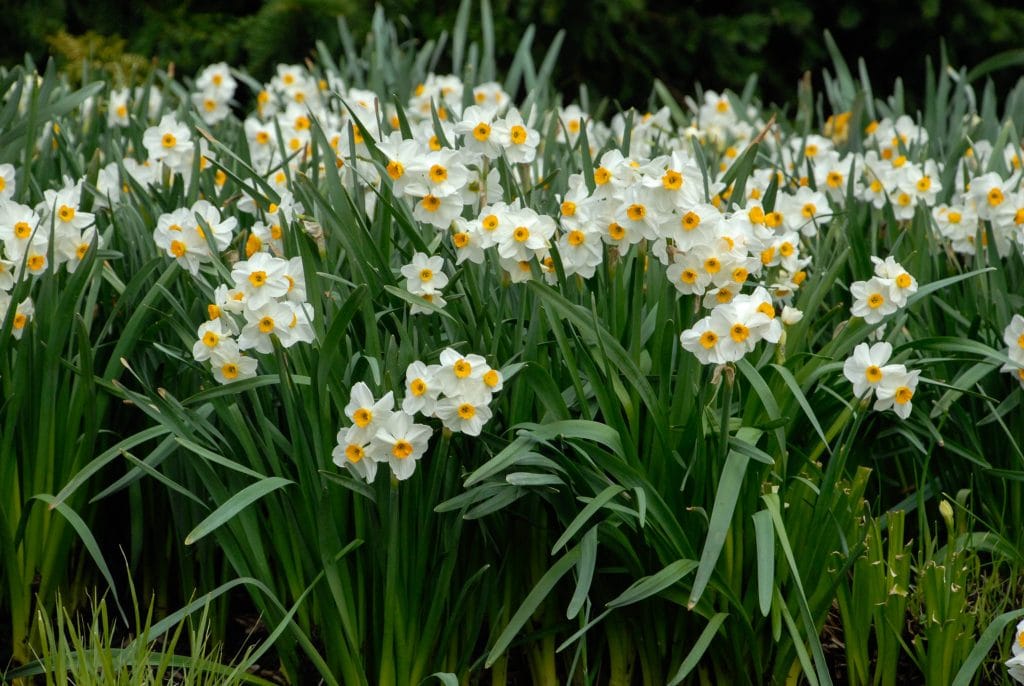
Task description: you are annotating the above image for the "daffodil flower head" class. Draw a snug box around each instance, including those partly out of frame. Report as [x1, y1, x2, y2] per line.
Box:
[850, 276, 899, 324]
[435, 392, 493, 436]
[237, 301, 294, 354]
[344, 382, 395, 445]
[332, 426, 378, 484]
[872, 367, 920, 419]
[843, 342, 905, 399]
[210, 340, 258, 384]
[231, 252, 291, 310]
[437, 348, 489, 397]
[400, 253, 448, 294]
[0, 163, 16, 201]
[371, 411, 432, 481]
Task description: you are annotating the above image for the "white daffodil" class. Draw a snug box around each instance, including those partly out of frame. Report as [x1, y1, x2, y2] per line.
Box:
[842, 342, 904, 399]
[372, 411, 432, 481]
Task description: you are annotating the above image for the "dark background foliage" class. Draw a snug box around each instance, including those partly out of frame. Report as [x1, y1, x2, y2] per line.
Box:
[3, 0, 1024, 113]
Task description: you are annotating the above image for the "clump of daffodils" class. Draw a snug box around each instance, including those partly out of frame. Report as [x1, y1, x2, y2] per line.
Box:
[333, 348, 504, 482]
[842, 341, 920, 419]
[401, 252, 449, 314]
[679, 287, 782, 365]
[1000, 314, 1024, 387]
[849, 256, 918, 324]
[190, 253, 313, 384]
[1007, 619, 1024, 683]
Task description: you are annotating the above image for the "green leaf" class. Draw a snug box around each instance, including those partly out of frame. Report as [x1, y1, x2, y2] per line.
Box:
[551, 485, 623, 553]
[567, 526, 598, 620]
[33, 495, 125, 620]
[689, 449, 750, 607]
[184, 477, 294, 545]
[607, 559, 698, 609]
[423, 674, 459, 686]
[666, 613, 729, 685]
[485, 546, 581, 667]
[752, 510, 775, 617]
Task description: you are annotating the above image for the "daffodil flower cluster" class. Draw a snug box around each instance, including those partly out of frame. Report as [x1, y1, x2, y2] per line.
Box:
[401, 252, 449, 313]
[192, 63, 237, 126]
[1006, 619, 1024, 683]
[153, 200, 237, 276]
[679, 287, 782, 364]
[332, 348, 504, 482]
[842, 341, 920, 419]
[1000, 314, 1024, 387]
[849, 256, 918, 324]
[0, 176, 102, 327]
[189, 252, 313, 384]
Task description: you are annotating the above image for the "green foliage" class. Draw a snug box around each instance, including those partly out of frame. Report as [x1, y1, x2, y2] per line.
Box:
[7, 1, 1024, 107]
[4, 589, 272, 685]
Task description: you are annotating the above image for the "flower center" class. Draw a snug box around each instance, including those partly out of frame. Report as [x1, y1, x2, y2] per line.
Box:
[222, 363, 239, 379]
[988, 188, 1004, 206]
[802, 203, 816, 218]
[258, 316, 275, 333]
[161, 132, 177, 148]
[699, 330, 718, 349]
[454, 360, 471, 378]
[867, 293, 885, 309]
[483, 214, 499, 230]
[202, 331, 219, 347]
[865, 365, 882, 383]
[422, 195, 441, 212]
[353, 408, 372, 427]
[682, 211, 700, 230]
[680, 269, 698, 284]
[730, 323, 749, 343]
[510, 125, 527, 144]
[561, 201, 576, 217]
[662, 171, 682, 190]
[249, 271, 267, 287]
[513, 226, 530, 242]
[483, 370, 499, 387]
[473, 122, 491, 141]
[567, 230, 585, 246]
[895, 386, 913, 404]
[170, 240, 187, 258]
[627, 204, 646, 221]
[457, 403, 476, 419]
[410, 378, 427, 396]
[453, 232, 470, 248]
[387, 160, 404, 180]
[58, 205, 75, 222]
[14, 222, 31, 239]
[392, 439, 413, 459]
[594, 167, 611, 185]
[430, 164, 448, 183]
[703, 258, 721, 274]
[345, 444, 364, 463]
[608, 223, 625, 240]
[896, 273, 912, 288]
